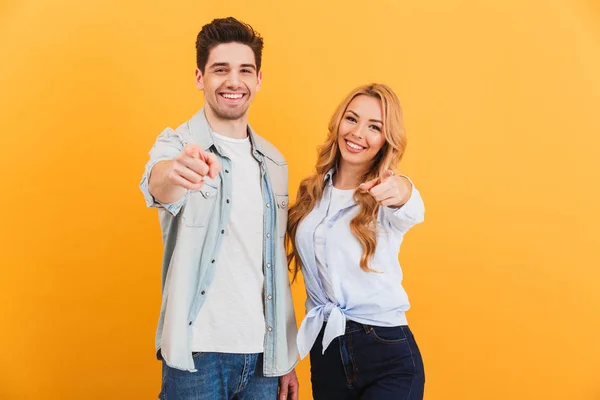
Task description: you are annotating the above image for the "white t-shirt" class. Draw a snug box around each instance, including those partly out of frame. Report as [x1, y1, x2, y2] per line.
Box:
[191, 132, 265, 353]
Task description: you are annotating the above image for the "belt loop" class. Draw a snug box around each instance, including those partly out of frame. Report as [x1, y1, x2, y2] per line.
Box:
[362, 323, 373, 333]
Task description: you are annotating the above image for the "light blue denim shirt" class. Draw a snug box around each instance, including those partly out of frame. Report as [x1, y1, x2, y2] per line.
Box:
[139, 109, 298, 376]
[295, 169, 425, 359]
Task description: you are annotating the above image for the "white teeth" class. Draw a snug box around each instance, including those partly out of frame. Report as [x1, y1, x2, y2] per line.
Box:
[346, 140, 364, 150]
[222, 93, 243, 99]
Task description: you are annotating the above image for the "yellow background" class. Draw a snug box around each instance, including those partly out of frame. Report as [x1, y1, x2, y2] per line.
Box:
[2, 0, 599, 399]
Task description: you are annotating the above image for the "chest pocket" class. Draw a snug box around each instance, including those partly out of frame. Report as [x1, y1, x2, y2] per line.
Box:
[275, 194, 289, 238]
[182, 181, 219, 227]
[262, 151, 288, 238]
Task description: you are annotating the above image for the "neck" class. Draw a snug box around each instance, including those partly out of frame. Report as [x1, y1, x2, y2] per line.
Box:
[333, 161, 368, 189]
[204, 106, 249, 139]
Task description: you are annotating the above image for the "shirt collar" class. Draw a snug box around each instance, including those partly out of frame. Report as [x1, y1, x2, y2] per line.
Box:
[324, 168, 336, 185]
[187, 107, 267, 159]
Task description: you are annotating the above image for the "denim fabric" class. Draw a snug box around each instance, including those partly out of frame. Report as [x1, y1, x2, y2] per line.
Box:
[310, 320, 425, 400]
[159, 352, 278, 400]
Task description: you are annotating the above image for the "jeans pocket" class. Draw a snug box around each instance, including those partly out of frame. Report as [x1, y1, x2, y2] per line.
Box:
[369, 325, 409, 344]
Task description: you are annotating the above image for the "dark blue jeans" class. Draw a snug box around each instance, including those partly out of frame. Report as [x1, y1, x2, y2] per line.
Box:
[159, 352, 278, 400]
[310, 320, 425, 400]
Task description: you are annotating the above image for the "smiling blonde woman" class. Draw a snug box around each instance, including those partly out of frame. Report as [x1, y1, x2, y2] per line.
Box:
[287, 83, 426, 400]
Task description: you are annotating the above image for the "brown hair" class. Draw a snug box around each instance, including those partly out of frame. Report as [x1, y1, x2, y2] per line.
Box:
[195, 17, 264, 74]
[287, 84, 407, 279]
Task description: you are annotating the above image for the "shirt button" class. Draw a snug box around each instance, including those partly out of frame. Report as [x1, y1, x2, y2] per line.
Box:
[266, 203, 270, 208]
[221, 230, 225, 234]
[211, 260, 215, 263]
[266, 233, 270, 238]
[267, 295, 272, 300]
[201, 291, 205, 295]
[226, 199, 230, 204]
[225, 169, 229, 173]
[188, 321, 192, 326]
[281, 200, 286, 207]
[267, 326, 273, 332]
[267, 263, 271, 268]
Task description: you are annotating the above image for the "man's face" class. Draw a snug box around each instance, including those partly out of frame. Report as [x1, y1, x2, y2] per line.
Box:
[196, 42, 262, 121]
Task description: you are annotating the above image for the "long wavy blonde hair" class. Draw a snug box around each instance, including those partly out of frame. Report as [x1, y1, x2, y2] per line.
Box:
[287, 83, 407, 279]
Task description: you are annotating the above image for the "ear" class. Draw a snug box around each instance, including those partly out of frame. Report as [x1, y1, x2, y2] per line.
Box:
[256, 70, 263, 92]
[195, 68, 204, 90]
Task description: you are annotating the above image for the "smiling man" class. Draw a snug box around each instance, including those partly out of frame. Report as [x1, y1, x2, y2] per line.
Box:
[139, 17, 299, 400]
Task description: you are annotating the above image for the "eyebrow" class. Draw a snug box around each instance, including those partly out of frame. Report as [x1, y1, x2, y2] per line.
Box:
[347, 109, 382, 124]
[208, 62, 257, 71]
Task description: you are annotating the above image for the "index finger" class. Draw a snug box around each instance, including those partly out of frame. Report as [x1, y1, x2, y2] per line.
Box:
[279, 386, 288, 400]
[183, 143, 202, 159]
[205, 152, 222, 179]
[380, 169, 394, 182]
[358, 177, 379, 192]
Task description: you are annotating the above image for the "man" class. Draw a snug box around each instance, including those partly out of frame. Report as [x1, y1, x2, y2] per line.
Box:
[139, 17, 299, 400]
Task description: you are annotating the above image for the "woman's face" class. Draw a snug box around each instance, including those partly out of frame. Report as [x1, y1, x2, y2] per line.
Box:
[337, 95, 386, 170]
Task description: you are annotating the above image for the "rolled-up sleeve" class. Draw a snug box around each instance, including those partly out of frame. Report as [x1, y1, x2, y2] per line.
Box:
[139, 127, 187, 216]
[381, 175, 425, 234]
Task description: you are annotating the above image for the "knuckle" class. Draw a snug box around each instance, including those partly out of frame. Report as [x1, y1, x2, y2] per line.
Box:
[168, 169, 179, 181]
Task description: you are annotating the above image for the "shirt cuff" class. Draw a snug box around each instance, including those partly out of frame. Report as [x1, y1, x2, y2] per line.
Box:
[139, 158, 187, 216]
[382, 175, 425, 231]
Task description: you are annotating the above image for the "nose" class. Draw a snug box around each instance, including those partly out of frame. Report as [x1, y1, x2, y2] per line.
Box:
[225, 71, 241, 89]
[350, 125, 364, 139]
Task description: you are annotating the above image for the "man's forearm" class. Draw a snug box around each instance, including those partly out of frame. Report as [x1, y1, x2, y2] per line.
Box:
[149, 160, 186, 204]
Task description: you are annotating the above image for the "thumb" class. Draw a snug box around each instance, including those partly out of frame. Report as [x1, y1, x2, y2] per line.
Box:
[359, 177, 379, 192]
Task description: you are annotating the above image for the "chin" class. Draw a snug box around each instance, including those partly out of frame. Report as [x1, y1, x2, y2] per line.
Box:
[340, 154, 369, 166]
[216, 107, 249, 120]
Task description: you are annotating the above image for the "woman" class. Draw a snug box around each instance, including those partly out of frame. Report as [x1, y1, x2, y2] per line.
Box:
[287, 83, 426, 399]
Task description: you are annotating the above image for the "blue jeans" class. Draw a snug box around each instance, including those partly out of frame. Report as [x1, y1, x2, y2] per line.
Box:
[159, 352, 278, 400]
[310, 320, 425, 400]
